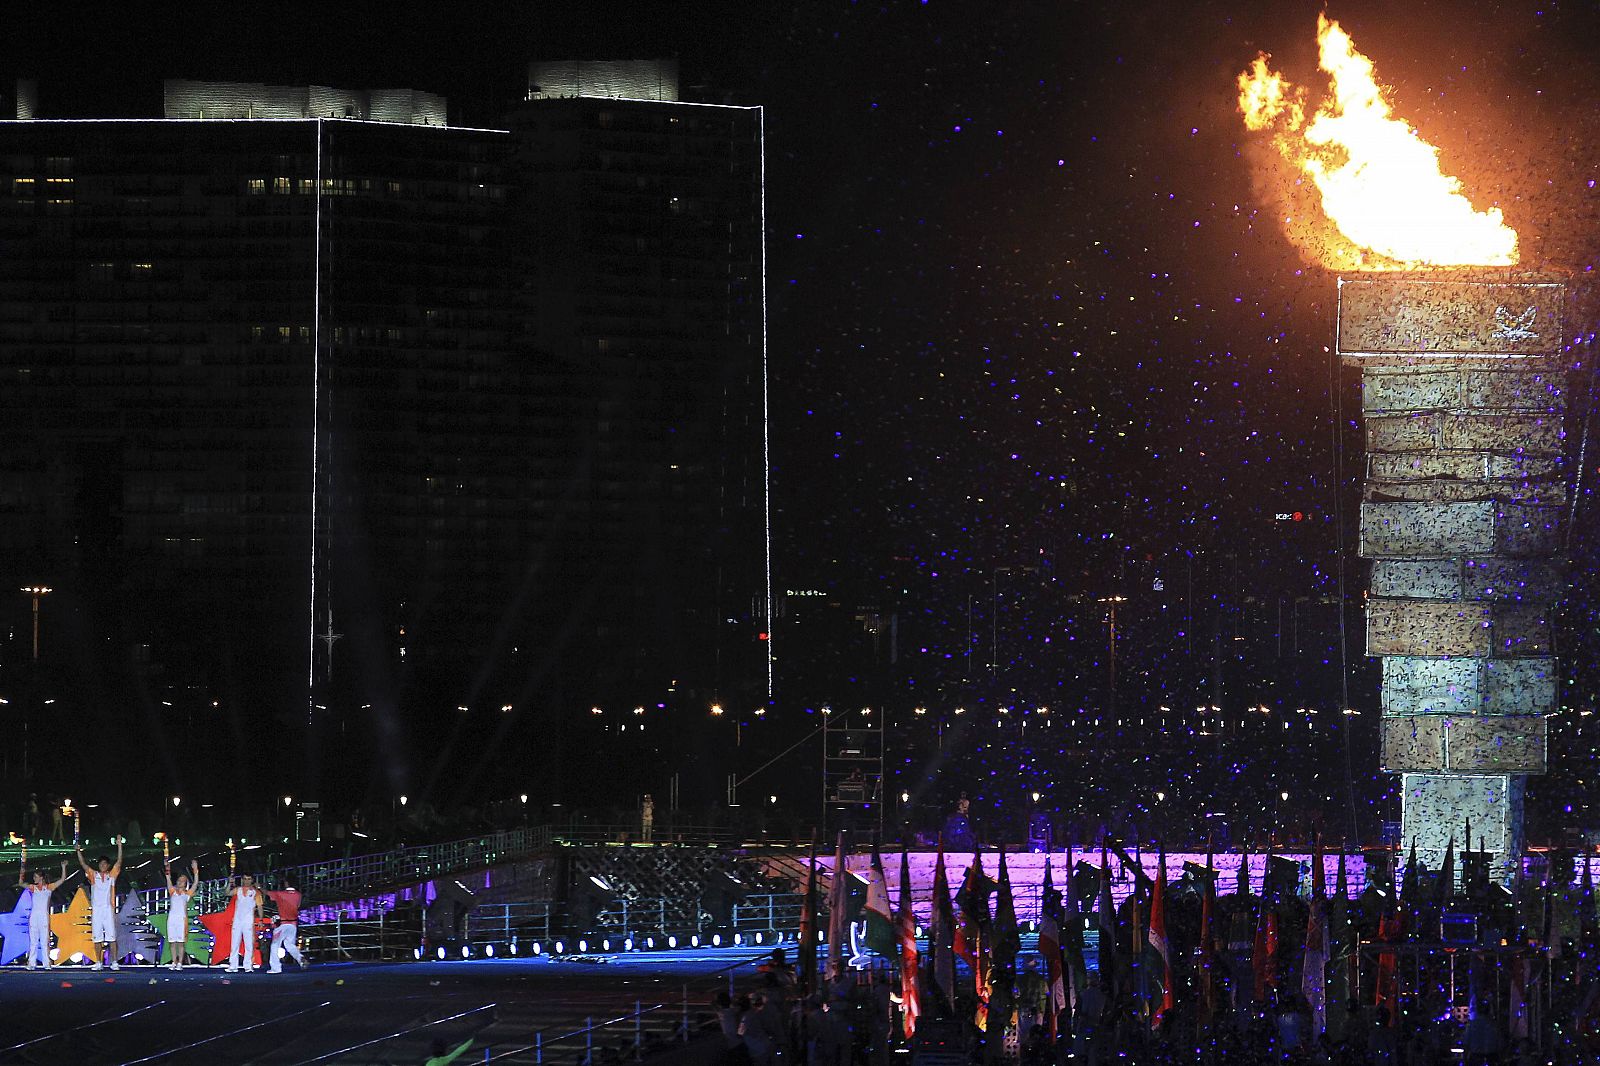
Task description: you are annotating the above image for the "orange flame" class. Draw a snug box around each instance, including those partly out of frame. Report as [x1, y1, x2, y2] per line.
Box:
[1238, 15, 1517, 269]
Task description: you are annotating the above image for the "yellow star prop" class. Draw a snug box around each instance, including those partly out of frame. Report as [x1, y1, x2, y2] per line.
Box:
[50, 886, 100, 965]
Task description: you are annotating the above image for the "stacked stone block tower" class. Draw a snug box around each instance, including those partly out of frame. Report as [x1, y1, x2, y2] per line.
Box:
[1338, 275, 1567, 882]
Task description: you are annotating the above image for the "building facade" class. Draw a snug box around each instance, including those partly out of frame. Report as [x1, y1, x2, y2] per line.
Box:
[0, 77, 767, 811]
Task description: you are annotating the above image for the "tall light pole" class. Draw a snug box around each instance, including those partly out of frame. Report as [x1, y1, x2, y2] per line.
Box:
[1099, 595, 1127, 718]
[19, 586, 51, 782]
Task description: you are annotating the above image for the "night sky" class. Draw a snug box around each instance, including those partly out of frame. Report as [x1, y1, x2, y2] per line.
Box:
[4, 1, 1598, 829]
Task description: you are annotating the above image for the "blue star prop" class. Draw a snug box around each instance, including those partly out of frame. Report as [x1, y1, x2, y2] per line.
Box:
[116, 889, 162, 965]
[0, 892, 31, 965]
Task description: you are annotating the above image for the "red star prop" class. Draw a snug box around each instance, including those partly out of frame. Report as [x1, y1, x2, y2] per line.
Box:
[199, 897, 266, 967]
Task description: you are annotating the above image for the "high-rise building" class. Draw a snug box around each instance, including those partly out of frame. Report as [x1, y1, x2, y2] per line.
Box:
[0, 71, 767, 809]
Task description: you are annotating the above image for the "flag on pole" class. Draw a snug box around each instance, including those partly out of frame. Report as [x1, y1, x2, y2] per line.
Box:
[1196, 837, 1218, 1029]
[1302, 837, 1328, 1036]
[863, 844, 898, 958]
[1060, 847, 1088, 1019]
[1327, 844, 1352, 1041]
[954, 848, 995, 993]
[1097, 839, 1119, 997]
[1039, 858, 1067, 1041]
[828, 831, 849, 981]
[897, 844, 922, 1039]
[799, 834, 819, 994]
[930, 842, 958, 1013]
[1146, 845, 1174, 1030]
[989, 850, 1019, 1039]
[1435, 836, 1456, 904]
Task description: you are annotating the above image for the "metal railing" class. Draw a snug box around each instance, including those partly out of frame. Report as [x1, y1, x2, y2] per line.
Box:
[552, 824, 734, 847]
[730, 892, 803, 935]
[288, 825, 552, 898]
[300, 907, 421, 961]
[465, 902, 559, 948]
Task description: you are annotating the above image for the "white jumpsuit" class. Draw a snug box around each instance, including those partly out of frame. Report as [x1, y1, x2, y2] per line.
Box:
[88, 871, 117, 965]
[26, 884, 51, 968]
[228, 887, 258, 970]
[166, 889, 192, 954]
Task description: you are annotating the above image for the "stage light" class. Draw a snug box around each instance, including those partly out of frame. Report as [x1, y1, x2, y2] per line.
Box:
[485, 944, 496, 957]
[667, 935, 678, 948]
[462, 945, 471, 958]
[624, 938, 634, 951]
[733, 933, 742, 945]
[532, 942, 543, 956]
[712, 934, 722, 946]
[601, 939, 611, 951]
[437, 946, 447, 960]
[554, 940, 565, 954]
[753, 932, 763, 944]
[646, 936, 656, 948]
[414, 947, 423, 960]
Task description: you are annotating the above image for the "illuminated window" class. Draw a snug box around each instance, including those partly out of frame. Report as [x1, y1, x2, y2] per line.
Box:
[297, 178, 314, 194]
[11, 178, 34, 195]
[278, 326, 292, 341]
[273, 177, 290, 194]
[247, 179, 266, 195]
[131, 262, 152, 274]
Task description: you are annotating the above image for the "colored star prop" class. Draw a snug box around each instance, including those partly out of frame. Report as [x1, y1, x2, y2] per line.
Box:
[50, 887, 99, 965]
[200, 897, 264, 968]
[0, 891, 31, 965]
[158, 894, 211, 965]
[115, 888, 162, 965]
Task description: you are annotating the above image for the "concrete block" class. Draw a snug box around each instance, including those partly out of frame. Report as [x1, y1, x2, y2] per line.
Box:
[1382, 715, 1447, 770]
[1484, 658, 1557, 714]
[1362, 370, 1463, 413]
[1367, 599, 1491, 657]
[1382, 657, 1481, 714]
[1447, 717, 1547, 774]
[1337, 277, 1564, 358]
[1372, 558, 1564, 602]
[1464, 371, 1564, 412]
[1367, 414, 1440, 452]
[1365, 480, 1553, 504]
[1361, 500, 1495, 556]
[1381, 657, 1558, 715]
[1359, 501, 1561, 558]
[1439, 414, 1563, 454]
[1491, 604, 1551, 657]
[1371, 560, 1461, 600]
[1366, 452, 1561, 481]
[1493, 505, 1563, 557]
[1400, 772, 1522, 874]
[1460, 558, 1565, 602]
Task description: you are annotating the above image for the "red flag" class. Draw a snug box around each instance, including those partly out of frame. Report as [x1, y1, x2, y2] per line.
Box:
[1375, 909, 1401, 1019]
[1147, 846, 1174, 1029]
[1038, 858, 1067, 1041]
[1253, 904, 1278, 1000]
[897, 844, 922, 1038]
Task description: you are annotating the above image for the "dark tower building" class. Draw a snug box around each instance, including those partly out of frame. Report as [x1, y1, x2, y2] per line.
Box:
[0, 68, 767, 811]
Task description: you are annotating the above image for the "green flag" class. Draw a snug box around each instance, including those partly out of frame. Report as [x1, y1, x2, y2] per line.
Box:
[862, 844, 898, 957]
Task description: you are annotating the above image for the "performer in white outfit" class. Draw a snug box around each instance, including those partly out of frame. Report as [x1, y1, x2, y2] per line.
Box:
[163, 858, 199, 970]
[226, 873, 264, 972]
[18, 860, 69, 969]
[76, 837, 123, 970]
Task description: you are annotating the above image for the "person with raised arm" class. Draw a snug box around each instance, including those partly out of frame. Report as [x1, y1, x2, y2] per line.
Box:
[75, 835, 123, 970]
[19, 859, 69, 969]
[226, 871, 265, 972]
[164, 858, 200, 970]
